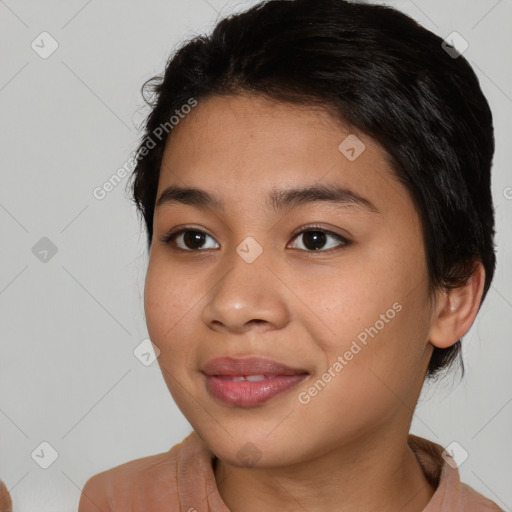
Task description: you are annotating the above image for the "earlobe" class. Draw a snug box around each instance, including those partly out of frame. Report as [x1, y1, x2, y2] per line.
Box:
[428, 262, 486, 349]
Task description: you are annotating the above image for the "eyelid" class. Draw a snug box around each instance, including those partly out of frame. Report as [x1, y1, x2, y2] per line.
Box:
[288, 223, 351, 253]
[289, 223, 351, 240]
[159, 225, 219, 248]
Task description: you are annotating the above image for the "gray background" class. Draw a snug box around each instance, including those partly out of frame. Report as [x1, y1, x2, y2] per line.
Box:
[0, 0, 511, 510]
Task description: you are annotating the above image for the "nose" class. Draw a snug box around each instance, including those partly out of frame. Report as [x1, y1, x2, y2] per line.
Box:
[201, 245, 290, 334]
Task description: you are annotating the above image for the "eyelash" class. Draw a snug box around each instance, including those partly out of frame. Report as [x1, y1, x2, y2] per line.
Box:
[159, 224, 351, 254]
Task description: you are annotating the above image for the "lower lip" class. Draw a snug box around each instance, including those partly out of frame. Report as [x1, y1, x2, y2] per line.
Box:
[205, 374, 308, 407]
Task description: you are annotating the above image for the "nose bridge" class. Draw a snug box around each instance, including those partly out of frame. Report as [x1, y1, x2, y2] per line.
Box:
[202, 234, 288, 331]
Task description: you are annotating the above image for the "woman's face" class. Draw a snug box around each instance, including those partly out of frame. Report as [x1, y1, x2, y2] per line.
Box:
[144, 93, 437, 467]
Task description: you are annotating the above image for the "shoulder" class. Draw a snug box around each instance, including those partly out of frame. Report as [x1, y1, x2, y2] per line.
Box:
[78, 443, 185, 512]
[460, 482, 504, 511]
[407, 434, 503, 512]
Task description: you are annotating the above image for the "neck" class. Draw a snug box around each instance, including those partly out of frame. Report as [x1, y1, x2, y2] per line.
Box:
[214, 429, 436, 512]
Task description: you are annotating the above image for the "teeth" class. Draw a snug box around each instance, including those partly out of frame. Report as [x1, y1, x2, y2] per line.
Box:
[222, 374, 274, 381]
[245, 374, 267, 381]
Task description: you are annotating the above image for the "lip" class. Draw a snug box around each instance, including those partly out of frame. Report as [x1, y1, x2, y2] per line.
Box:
[202, 356, 309, 407]
[201, 356, 308, 376]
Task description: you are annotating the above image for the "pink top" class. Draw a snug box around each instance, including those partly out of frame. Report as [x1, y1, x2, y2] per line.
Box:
[77, 431, 504, 511]
[407, 435, 503, 511]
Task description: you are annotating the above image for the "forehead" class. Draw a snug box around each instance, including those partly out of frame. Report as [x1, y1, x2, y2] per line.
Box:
[158, 93, 407, 216]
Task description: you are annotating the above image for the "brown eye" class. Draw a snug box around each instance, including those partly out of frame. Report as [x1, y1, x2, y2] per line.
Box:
[289, 228, 350, 252]
[160, 229, 219, 251]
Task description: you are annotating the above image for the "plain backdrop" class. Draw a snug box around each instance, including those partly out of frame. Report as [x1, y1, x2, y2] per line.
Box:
[0, 0, 511, 510]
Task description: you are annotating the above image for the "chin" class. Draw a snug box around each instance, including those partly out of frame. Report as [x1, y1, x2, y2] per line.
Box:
[195, 425, 305, 469]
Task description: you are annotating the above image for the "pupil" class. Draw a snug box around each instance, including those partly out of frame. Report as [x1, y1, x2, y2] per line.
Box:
[185, 230, 205, 249]
[304, 231, 325, 250]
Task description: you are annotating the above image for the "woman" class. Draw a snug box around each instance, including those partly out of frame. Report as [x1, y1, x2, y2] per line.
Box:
[77, 0, 503, 510]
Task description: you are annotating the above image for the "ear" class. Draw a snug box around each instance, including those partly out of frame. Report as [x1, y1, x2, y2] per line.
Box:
[428, 261, 486, 349]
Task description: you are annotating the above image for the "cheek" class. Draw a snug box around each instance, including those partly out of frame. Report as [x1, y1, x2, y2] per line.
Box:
[337, 290, 432, 405]
[144, 262, 201, 404]
[143, 260, 196, 350]
[309, 267, 401, 359]
[299, 302, 431, 439]
[312, 258, 431, 392]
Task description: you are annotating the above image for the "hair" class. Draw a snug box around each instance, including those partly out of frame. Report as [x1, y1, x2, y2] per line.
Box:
[126, 0, 496, 381]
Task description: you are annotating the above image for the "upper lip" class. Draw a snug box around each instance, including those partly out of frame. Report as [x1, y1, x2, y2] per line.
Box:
[201, 356, 309, 377]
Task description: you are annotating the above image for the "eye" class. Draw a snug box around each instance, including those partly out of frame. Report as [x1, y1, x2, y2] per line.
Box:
[160, 225, 350, 253]
[288, 225, 350, 252]
[160, 228, 219, 251]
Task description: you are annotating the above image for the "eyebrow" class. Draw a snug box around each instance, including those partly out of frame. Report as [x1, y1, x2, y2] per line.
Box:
[155, 183, 380, 214]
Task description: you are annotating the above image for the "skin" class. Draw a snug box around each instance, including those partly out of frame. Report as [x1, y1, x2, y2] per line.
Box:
[79, 92, 485, 512]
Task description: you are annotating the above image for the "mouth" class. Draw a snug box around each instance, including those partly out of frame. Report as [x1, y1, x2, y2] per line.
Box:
[201, 356, 309, 407]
